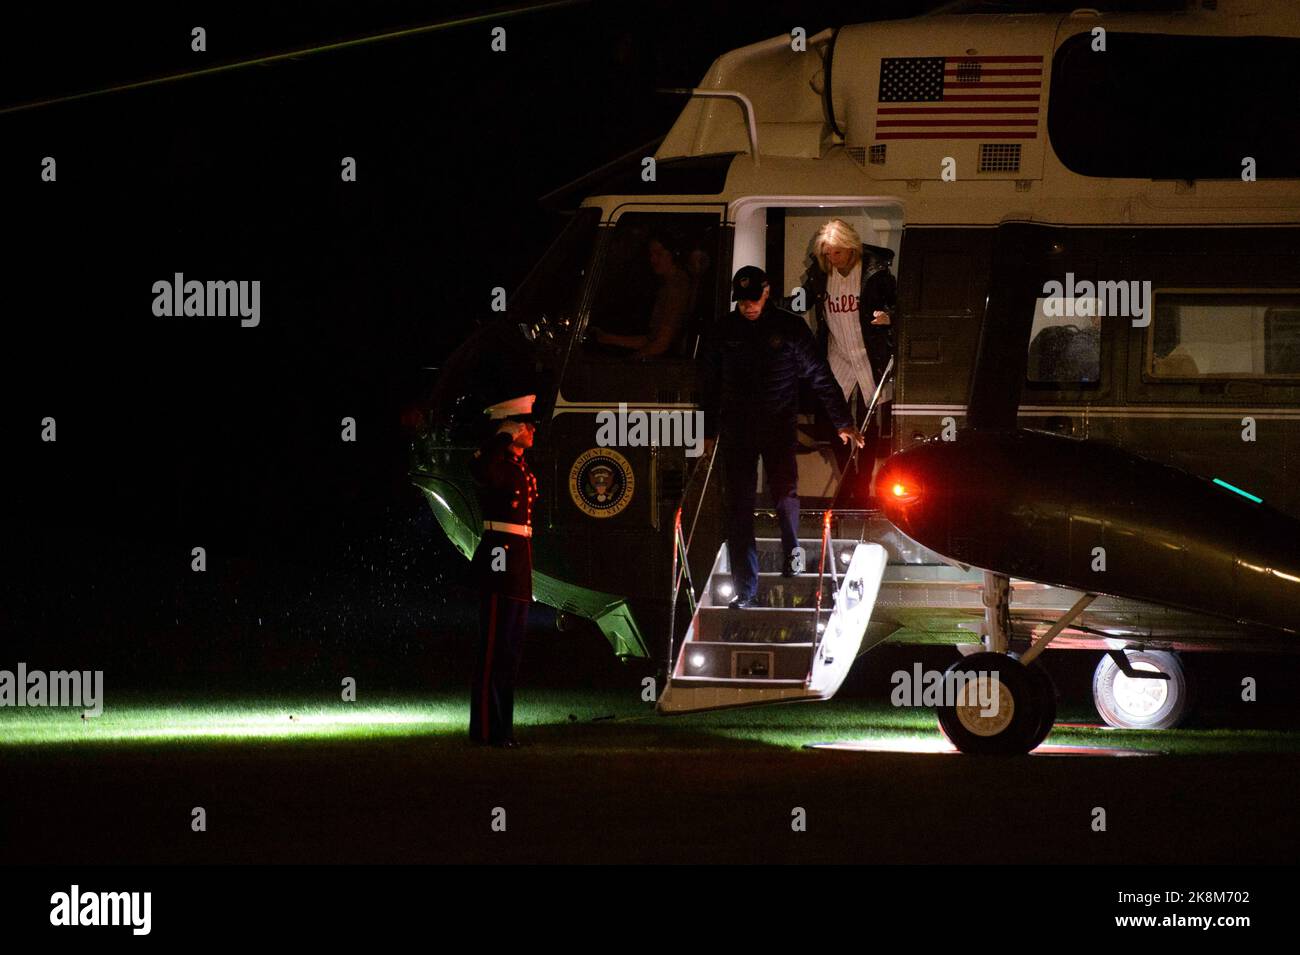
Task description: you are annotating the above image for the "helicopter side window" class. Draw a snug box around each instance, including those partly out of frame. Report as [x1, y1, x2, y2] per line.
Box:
[585, 212, 720, 360]
[1026, 297, 1101, 386]
[1149, 293, 1300, 379]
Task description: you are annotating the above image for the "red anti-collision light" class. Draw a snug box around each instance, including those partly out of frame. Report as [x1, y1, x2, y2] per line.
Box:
[878, 470, 922, 506]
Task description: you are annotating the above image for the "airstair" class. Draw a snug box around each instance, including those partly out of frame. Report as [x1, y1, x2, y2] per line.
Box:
[657, 531, 888, 714]
[658, 358, 894, 715]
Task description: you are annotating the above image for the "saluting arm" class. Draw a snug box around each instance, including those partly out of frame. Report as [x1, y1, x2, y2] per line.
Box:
[470, 432, 517, 489]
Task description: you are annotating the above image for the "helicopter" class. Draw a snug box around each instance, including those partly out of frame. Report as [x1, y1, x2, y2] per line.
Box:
[411, 0, 1300, 753]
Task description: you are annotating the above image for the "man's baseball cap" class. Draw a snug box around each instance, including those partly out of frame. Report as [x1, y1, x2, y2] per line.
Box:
[731, 266, 769, 301]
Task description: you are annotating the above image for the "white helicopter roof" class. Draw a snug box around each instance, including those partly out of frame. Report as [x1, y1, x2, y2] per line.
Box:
[584, 0, 1300, 226]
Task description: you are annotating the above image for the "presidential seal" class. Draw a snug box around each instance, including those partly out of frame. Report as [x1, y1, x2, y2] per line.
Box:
[569, 448, 634, 518]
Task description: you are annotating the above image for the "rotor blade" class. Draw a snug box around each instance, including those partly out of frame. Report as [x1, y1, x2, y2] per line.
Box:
[1, 0, 589, 116]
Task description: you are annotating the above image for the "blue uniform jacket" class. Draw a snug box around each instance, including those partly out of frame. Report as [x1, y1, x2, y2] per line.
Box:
[700, 301, 853, 444]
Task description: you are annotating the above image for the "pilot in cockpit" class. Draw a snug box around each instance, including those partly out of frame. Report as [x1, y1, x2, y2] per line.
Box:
[589, 231, 694, 359]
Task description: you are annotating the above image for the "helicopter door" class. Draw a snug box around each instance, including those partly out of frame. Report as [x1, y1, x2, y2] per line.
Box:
[554, 205, 727, 519]
[547, 205, 728, 606]
[729, 201, 905, 502]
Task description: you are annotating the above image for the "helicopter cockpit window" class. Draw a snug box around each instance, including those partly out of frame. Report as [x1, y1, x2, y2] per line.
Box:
[585, 212, 720, 360]
[1026, 297, 1101, 386]
[1149, 293, 1300, 379]
[511, 207, 600, 341]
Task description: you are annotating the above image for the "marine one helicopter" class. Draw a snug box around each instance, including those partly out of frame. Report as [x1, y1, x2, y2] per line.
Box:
[411, 0, 1300, 753]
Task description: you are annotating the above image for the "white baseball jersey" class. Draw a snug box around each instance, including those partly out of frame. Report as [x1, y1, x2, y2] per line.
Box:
[824, 262, 876, 403]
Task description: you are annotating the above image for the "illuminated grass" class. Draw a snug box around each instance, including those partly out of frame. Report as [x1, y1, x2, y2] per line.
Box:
[2, 690, 1299, 755]
[0, 698, 464, 746]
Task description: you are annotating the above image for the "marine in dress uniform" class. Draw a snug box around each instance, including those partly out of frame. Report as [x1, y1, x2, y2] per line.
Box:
[701, 267, 863, 609]
[468, 394, 539, 748]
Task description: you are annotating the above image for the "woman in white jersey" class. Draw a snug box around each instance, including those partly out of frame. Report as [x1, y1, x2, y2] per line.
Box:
[800, 218, 898, 493]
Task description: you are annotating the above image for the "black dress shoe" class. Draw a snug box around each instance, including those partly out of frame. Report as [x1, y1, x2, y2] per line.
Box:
[782, 548, 805, 577]
[493, 737, 520, 749]
[728, 595, 757, 609]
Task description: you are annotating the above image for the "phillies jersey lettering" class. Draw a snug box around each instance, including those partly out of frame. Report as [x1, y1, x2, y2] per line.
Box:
[826, 291, 860, 314]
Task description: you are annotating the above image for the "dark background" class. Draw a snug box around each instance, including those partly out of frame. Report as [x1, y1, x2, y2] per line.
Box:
[0, 0, 1207, 693]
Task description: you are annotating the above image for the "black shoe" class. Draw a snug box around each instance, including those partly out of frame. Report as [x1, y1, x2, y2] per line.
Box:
[493, 737, 520, 749]
[782, 548, 807, 577]
[728, 595, 757, 609]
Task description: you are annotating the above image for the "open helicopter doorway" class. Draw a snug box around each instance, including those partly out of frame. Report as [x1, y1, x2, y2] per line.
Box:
[656, 200, 904, 715]
[730, 199, 905, 504]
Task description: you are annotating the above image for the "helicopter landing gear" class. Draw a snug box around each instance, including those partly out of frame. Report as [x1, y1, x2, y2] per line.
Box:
[1092, 649, 1189, 730]
[935, 575, 1085, 755]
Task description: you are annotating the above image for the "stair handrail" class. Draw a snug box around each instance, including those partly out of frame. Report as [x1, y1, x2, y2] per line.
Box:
[809, 358, 894, 684]
[822, 357, 895, 594]
[812, 508, 834, 667]
[828, 356, 894, 514]
[666, 438, 720, 678]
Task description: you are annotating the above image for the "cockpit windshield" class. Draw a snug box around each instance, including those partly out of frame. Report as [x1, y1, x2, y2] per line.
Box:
[513, 207, 601, 336]
[425, 209, 600, 434]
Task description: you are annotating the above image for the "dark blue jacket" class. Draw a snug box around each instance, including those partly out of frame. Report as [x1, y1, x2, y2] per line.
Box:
[700, 302, 853, 444]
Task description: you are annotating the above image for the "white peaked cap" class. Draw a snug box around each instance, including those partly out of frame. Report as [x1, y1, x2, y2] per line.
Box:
[484, 394, 536, 420]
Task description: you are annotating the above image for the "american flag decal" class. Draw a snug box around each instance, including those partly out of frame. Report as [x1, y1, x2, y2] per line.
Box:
[875, 55, 1044, 139]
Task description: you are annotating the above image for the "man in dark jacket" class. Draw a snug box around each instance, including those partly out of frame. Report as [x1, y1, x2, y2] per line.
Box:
[467, 393, 539, 748]
[702, 267, 863, 608]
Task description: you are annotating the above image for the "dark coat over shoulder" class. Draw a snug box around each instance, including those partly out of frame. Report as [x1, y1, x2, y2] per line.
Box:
[801, 243, 898, 386]
[700, 301, 853, 443]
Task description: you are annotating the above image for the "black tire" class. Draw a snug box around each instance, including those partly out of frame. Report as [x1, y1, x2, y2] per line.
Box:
[936, 652, 1041, 755]
[1023, 661, 1057, 751]
[1092, 650, 1187, 729]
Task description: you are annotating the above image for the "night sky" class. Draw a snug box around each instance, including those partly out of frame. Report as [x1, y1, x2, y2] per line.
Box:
[0, 1, 950, 686]
[0, 1, 1189, 685]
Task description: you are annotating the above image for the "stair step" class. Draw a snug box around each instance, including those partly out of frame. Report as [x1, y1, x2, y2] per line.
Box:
[697, 605, 818, 616]
[675, 640, 815, 680]
[744, 540, 862, 574]
[667, 676, 807, 688]
[685, 640, 815, 649]
[692, 607, 822, 643]
[703, 572, 831, 609]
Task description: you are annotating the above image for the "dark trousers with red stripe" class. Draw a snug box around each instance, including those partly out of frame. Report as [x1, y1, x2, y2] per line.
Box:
[470, 591, 529, 743]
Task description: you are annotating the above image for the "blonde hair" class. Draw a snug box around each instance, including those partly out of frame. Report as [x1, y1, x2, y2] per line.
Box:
[814, 219, 862, 273]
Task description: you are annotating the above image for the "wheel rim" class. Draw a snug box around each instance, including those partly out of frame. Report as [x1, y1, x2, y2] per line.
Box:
[954, 677, 1015, 737]
[1111, 661, 1169, 719]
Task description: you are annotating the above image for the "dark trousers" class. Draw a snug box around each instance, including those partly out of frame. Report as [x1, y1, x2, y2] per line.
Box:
[470, 592, 529, 743]
[830, 410, 882, 500]
[722, 437, 799, 601]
